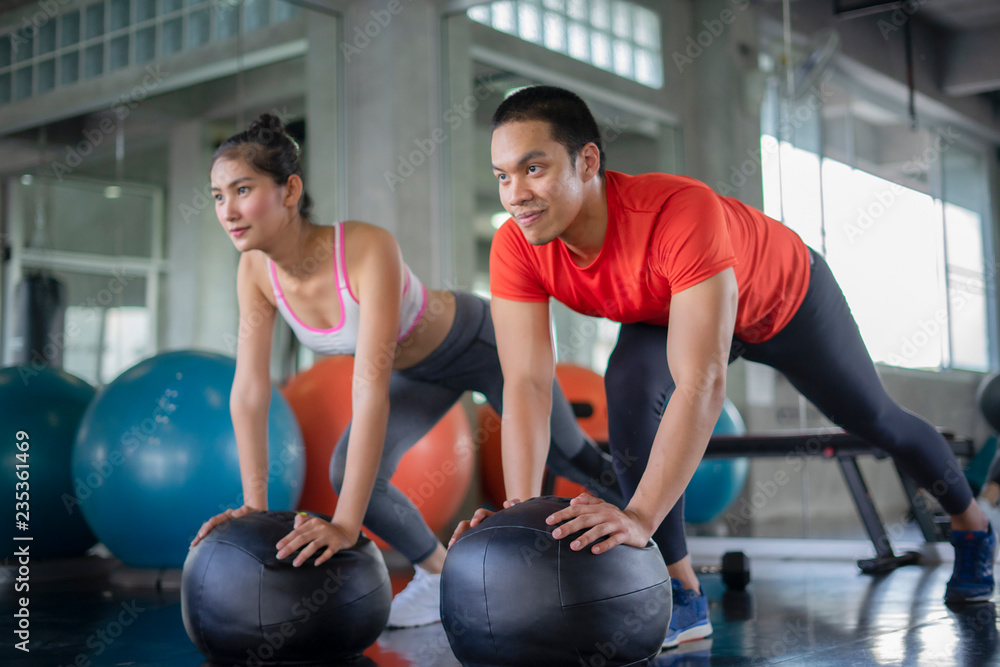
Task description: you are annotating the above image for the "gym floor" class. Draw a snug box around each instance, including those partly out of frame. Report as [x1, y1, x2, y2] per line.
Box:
[2, 548, 997, 666]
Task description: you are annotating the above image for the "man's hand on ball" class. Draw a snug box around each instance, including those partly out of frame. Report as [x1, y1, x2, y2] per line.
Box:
[545, 493, 652, 554]
[276, 513, 358, 566]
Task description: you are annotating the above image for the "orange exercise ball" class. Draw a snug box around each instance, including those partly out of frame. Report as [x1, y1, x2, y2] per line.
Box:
[477, 363, 608, 508]
[476, 405, 505, 509]
[281, 356, 475, 550]
[554, 363, 609, 443]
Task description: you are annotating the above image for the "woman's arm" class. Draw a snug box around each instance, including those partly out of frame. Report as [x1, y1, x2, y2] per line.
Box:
[192, 252, 276, 546]
[276, 222, 403, 565]
[332, 223, 402, 536]
[231, 252, 278, 509]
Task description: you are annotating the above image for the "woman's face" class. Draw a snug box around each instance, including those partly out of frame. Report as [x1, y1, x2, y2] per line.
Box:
[210, 156, 294, 253]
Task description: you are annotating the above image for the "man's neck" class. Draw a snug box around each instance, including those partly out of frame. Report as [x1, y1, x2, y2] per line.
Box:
[560, 177, 608, 267]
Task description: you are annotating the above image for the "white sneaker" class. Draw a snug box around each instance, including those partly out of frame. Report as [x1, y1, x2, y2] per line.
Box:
[386, 567, 442, 629]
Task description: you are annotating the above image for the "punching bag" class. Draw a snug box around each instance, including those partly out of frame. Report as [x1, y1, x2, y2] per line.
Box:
[12, 272, 67, 367]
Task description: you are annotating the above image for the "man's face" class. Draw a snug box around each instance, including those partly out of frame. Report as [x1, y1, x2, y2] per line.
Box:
[491, 120, 588, 246]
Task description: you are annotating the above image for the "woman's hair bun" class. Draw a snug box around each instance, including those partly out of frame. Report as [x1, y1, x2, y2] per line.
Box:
[246, 113, 286, 142]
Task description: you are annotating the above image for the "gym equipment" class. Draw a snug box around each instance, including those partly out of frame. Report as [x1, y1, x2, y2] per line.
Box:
[703, 429, 975, 574]
[977, 374, 1000, 433]
[11, 272, 66, 367]
[478, 363, 611, 507]
[182, 510, 391, 665]
[722, 550, 751, 590]
[442, 497, 670, 667]
[964, 435, 997, 496]
[72, 350, 305, 568]
[1, 365, 97, 559]
[683, 399, 749, 524]
[282, 355, 474, 549]
[696, 550, 752, 591]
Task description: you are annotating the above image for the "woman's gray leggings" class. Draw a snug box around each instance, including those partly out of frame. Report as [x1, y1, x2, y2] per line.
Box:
[329, 291, 622, 564]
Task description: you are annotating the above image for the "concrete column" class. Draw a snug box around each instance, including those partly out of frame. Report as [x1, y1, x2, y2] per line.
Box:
[165, 121, 239, 353]
[306, 14, 344, 226]
[685, 0, 764, 209]
[342, 0, 449, 287]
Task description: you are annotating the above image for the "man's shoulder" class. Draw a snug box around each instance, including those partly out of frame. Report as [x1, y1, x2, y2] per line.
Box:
[608, 171, 713, 214]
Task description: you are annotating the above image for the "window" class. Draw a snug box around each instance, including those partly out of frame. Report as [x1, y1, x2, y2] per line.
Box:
[3, 176, 165, 385]
[0, 0, 302, 108]
[467, 0, 663, 88]
[760, 76, 994, 372]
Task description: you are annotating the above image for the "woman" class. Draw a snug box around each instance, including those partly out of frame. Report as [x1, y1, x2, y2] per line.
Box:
[190, 114, 620, 629]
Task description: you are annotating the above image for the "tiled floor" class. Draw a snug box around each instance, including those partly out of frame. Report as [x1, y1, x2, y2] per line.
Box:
[2, 552, 998, 666]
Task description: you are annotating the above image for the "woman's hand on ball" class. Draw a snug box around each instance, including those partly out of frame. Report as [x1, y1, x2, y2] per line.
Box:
[448, 497, 526, 547]
[276, 515, 358, 567]
[190, 505, 263, 548]
[545, 493, 651, 555]
[448, 507, 496, 547]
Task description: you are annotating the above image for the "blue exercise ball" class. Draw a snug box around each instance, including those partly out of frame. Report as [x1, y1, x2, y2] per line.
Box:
[1, 366, 98, 559]
[72, 350, 305, 568]
[684, 399, 749, 524]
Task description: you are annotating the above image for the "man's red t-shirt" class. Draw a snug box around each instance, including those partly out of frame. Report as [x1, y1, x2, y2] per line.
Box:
[489, 171, 811, 343]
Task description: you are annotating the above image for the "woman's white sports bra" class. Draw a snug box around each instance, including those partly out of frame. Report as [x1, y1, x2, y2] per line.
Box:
[266, 222, 426, 355]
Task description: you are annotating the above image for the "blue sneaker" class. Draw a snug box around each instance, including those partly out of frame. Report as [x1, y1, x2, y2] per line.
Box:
[662, 579, 713, 649]
[944, 523, 997, 604]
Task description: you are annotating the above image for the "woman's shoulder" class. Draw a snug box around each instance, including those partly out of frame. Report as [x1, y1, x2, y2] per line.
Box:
[237, 248, 268, 275]
[340, 220, 400, 255]
[341, 220, 395, 240]
[236, 250, 275, 303]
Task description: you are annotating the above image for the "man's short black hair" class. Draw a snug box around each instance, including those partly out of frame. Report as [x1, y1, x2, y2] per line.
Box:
[491, 85, 605, 176]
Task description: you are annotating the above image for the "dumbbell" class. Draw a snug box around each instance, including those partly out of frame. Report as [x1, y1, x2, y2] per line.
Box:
[721, 550, 750, 591]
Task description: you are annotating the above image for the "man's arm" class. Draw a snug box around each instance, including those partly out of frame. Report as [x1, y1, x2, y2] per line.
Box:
[547, 268, 739, 553]
[491, 296, 555, 502]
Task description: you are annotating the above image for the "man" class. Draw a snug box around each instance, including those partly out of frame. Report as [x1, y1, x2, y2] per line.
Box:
[453, 85, 995, 649]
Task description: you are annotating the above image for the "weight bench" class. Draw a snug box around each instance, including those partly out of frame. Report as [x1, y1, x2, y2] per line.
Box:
[555, 399, 974, 574]
[702, 429, 974, 574]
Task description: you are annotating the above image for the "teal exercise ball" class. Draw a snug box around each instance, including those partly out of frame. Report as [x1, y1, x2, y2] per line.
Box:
[977, 374, 1000, 433]
[0, 366, 98, 559]
[72, 350, 305, 568]
[683, 399, 749, 525]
